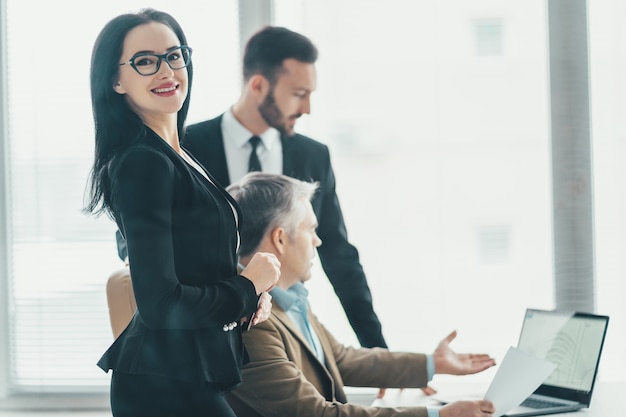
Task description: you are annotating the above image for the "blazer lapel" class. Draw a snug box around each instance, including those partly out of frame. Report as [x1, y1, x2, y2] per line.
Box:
[272, 307, 321, 361]
[272, 305, 347, 403]
[280, 134, 295, 177]
[183, 114, 231, 187]
[183, 150, 243, 220]
[307, 311, 349, 403]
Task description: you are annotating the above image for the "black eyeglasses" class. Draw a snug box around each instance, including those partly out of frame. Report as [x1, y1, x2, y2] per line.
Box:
[119, 45, 192, 76]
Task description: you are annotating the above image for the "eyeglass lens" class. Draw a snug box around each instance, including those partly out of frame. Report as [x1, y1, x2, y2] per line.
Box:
[132, 47, 191, 75]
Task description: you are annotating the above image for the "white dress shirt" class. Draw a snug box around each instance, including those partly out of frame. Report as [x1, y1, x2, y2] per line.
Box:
[221, 108, 283, 182]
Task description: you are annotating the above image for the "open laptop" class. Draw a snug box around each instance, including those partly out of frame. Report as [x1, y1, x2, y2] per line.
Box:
[502, 308, 609, 416]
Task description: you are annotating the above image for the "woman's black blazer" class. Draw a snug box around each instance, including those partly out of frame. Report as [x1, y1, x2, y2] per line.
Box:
[97, 129, 258, 387]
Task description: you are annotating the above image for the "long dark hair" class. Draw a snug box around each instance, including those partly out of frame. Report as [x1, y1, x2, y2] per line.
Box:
[84, 8, 193, 219]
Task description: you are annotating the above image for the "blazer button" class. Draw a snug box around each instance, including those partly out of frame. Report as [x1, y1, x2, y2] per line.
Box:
[223, 321, 237, 332]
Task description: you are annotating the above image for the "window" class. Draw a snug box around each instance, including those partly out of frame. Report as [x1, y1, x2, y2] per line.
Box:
[588, 0, 626, 382]
[273, 0, 624, 383]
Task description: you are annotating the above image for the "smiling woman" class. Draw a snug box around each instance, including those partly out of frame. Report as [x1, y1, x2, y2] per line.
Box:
[84, 8, 280, 417]
[0, 0, 242, 409]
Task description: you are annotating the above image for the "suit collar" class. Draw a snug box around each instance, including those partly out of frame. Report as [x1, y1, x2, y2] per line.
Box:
[187, 115, 231, 186]
[272, 305, 348, 403]
[179, 146, 242, 219]
[280, 134, 294, 176]
[272, 304, 323, 364]
[146, 125, 241, 220]
[223, 107, 281, 151]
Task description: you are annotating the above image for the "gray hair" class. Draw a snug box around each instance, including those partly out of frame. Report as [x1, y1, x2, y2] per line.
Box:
[227, 172, 319, 257]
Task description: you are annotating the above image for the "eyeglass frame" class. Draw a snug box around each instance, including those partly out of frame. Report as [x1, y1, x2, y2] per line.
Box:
[119, 45, 193, 76]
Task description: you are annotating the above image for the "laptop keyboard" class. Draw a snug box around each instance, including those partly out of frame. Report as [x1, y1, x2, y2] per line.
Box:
[521, 397, 566, 409]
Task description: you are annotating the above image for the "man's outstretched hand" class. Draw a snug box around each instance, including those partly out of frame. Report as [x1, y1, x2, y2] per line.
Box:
[433, 330, 496, 375]
[376, 330, 494, 399]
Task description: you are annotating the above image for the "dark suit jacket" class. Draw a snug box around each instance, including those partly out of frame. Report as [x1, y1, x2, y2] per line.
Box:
[183, 114, 387, 348]
[227, 302, 430, 417]
[98, 129, 259, 387]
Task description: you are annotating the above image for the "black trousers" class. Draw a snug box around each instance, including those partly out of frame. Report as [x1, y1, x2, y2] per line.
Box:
[110, 372, 237, 417]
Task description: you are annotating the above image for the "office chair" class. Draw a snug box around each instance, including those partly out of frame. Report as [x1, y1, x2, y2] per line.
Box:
[105, 267, 136, 339]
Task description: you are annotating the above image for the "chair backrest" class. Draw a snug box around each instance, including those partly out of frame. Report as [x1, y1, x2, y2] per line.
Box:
[105, 267, 137, 339]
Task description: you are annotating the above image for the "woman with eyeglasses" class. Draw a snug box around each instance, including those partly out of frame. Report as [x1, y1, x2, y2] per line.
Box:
[85, 9, 279, 416]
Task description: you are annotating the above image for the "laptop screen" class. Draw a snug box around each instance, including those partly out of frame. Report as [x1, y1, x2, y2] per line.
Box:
[516, 309, 609, 404]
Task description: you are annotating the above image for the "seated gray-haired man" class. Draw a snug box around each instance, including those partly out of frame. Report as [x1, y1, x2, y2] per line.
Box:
[226, 172, 496, 417]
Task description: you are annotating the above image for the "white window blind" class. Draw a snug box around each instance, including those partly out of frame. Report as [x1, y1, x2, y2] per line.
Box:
[2, 0, 240, 395]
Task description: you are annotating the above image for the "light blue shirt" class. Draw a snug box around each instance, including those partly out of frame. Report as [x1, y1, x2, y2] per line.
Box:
[427, 406, 439, 417]
[426, 357, 438, 417]
[271, 282, 326, 364]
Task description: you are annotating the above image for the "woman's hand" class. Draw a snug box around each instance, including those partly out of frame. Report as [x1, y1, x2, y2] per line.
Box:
[433, 330, 496, 375]
[241, 252, 281, 294]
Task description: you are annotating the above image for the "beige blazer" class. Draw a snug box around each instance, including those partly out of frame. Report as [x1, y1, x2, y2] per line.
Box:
[227, 302, 432, 417]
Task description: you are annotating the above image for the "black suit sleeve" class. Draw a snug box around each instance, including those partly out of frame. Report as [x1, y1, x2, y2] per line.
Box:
[315, 154, 388, 349]
[114, 146, 257, 329]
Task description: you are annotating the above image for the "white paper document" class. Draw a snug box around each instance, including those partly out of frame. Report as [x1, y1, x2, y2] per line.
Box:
[485, 346, 556, 417]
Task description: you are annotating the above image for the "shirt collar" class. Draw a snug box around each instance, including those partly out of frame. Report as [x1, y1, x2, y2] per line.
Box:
[222, 107, 281, 151]
[271, 281, 309, 313]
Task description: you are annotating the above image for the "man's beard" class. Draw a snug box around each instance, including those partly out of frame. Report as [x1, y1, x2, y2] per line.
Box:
[258, 89, 296, 136]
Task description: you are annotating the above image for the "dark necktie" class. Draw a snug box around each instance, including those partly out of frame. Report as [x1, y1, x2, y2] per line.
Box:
[248, 136, 262, 172]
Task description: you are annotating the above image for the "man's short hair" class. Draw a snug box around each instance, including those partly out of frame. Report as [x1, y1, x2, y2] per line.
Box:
[243, 26, 318, 85]
[227, 172, 319, 258]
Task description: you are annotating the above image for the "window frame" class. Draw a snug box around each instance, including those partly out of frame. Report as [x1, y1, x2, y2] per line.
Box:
[548, 0, 596, 313]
